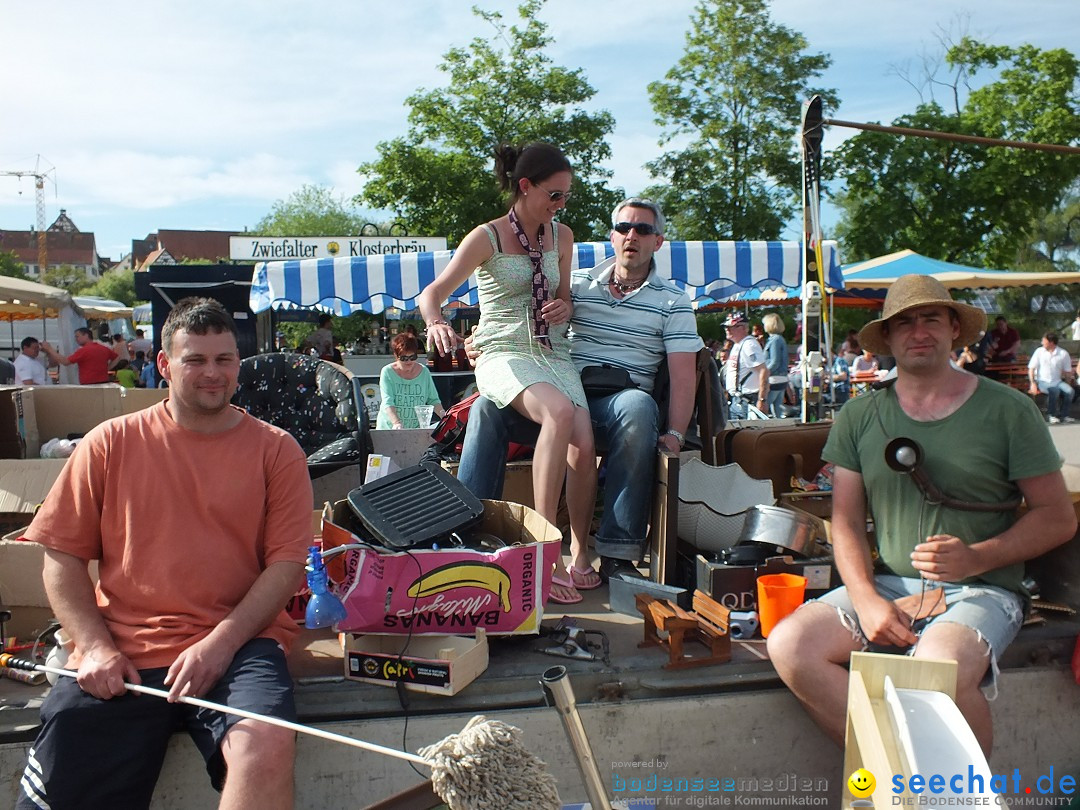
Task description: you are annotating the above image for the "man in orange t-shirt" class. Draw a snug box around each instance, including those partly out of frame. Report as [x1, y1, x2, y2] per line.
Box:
[40, 327, 118, 384]
[18, 299, 313, 810]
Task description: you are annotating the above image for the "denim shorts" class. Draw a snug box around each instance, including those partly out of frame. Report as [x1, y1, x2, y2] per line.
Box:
[815, 575, 1025, 696]
[18, 637, 294, 810]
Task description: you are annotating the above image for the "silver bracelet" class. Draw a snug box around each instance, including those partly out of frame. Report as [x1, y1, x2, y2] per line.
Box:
[665, 428, 685, 446]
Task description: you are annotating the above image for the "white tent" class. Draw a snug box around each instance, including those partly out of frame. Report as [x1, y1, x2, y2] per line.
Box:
[0, 277, 84, 383]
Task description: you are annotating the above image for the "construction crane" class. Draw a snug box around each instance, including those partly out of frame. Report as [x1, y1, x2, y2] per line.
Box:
[1, 155, 56, 275]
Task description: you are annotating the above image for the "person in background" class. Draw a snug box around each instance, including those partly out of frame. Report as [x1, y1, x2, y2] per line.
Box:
[839, 329, 860, 366]
[111, 334, 131, 363]
[0, 356, 14, 385]
[718, 338, 734, 366]
[762, 313, 790, 418]
[41, 328, 118, 385]
[850, 348, 879, 375]
[723, 313, 768, 417]
[113, 359, 138, 389]
[129, 329, 152, 358]
[140, 356, 157, 389]
[1027, 332, 1074, 424]
[829, 352, 850, 407]
[14, 337, 51, 386]
[751, 322, 766, 350]
[130, 350, 146, 378]
[16, 297, 312, 810]
[985, 315, 1020, 363]
[376, 334, 445, 430]
[306, 314, 334, 360]
[1071, 310, 1080, 342]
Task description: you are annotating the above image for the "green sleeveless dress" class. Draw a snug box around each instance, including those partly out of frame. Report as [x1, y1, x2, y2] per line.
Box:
[471, 223, 587, 410]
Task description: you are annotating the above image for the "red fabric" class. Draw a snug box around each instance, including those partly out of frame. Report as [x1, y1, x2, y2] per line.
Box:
[67, 342, 117, 385]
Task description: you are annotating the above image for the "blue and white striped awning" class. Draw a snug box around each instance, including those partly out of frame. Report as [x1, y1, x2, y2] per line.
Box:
[249, 240, 842, 315]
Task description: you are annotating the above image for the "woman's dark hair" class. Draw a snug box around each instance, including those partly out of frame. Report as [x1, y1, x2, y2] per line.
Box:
[494, 142, 571, 202]
[391, 334, 420, 357]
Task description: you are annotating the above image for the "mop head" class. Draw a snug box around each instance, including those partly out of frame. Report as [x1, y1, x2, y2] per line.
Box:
[419, 715, 561, 810]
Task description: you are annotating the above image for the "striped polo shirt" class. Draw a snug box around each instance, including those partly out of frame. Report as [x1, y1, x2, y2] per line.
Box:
[569, 256, 703, 393]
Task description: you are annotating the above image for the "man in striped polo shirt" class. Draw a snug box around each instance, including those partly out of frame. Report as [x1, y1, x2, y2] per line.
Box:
[458, 197, 703, 583]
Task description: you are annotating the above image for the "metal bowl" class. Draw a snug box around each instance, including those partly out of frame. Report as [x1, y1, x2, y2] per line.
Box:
[736, 505, 823, 558]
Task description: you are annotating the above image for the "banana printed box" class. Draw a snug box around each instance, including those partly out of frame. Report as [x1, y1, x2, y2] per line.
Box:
[322, 499, 563, 636]
[342, 629, 489, 695]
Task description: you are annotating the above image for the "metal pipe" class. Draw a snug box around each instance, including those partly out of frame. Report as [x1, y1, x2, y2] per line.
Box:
[541, 665, 612, 810]
[824, 118, 1080, 156]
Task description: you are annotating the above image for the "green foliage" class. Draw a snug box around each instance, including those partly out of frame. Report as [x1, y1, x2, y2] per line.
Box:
[252, 184, 367, 236]
[645, 0, 837, 240]
[0, 250, 31, 280]
[81, 269, 142, 307]
[41, 265, 92, 295]
[834, 39, 1080, 268]
[357, 0, 622, 245]
[277, 312, 378, 353]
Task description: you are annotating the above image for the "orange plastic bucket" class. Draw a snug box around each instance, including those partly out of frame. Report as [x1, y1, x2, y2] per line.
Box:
[757, 573, 807, 638]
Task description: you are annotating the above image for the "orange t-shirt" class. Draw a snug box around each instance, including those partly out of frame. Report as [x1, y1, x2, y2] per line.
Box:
[24, 401, 314, 669]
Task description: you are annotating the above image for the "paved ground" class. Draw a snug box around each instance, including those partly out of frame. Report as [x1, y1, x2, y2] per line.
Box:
[1051, 421, 1080, 466]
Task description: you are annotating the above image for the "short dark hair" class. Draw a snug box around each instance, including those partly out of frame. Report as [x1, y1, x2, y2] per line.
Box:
[21, 336, 39, 350]
[75, 327, 92, 339]
[1045, 332, 1059, 345]
[494, 142, 571, 202]
[318, 314, 332, 328]
[135, 350, 146, 360]
[161, 297, 238, 354]
[391, 334, 420, 357]
[136, 329, 145, 337]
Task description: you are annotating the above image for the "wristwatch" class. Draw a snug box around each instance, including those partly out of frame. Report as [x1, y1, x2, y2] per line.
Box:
[665, 428, 685, 447]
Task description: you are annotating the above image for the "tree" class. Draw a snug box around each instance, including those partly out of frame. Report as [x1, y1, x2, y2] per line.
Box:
[252, 184, 367, 236]
[834, 39, 1080, 267]
[41, 265, 92, 295]
[0, 250, 31, 281]
[81, 268, 141, 307]
[645, 0, 837, 240]
[357, 0, 621, 245]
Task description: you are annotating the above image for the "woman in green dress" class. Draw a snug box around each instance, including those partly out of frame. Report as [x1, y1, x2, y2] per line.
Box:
[418, 143, 597, 605]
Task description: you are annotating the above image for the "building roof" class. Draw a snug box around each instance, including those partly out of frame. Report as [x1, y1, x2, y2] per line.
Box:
[0, 222, 99, 269]
[133, 228, 237, 270]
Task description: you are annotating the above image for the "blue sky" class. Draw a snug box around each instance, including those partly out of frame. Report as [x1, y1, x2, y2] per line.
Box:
[2, 0, 1077, 261]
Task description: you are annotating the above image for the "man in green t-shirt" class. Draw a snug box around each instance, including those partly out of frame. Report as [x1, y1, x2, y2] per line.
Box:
[767, 275, 1076, 757]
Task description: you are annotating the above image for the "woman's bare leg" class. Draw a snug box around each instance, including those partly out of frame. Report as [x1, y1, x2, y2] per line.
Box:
[565, 406, 597, 572]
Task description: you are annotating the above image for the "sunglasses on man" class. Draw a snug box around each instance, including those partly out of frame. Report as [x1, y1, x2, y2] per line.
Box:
[398, 353, 418, 362]
[613, 222, 660, 236]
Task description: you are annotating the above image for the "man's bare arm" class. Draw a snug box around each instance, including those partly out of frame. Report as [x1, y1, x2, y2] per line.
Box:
[164, 560, 303, 700]
[43, 548, 140, 698]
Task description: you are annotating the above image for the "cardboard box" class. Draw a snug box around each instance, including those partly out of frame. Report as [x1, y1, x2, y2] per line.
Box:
[442, 459, 535, 509]
[32, 385, 123, 445]
[0, 459, 68, 536]
[0, 386, 38, 459]
[322, 499, 562, 636]
[692, 552, 839, 613]
[343, 629, 489, 696]
[119, 387, 168, 414]
[0, 535, 99, 641]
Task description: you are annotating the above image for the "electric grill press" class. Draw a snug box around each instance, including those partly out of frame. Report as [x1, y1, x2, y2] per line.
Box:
[346, 462, 485, 551]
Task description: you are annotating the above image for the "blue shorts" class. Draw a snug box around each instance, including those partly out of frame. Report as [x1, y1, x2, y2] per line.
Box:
[815, 575, 1024, 696]
[18, 637, 295, 810]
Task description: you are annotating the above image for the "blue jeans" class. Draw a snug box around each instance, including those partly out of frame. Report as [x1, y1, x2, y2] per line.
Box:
[457, 391, 658, 561]
[1037, 379, 1074, 419]
[766, 385, 786, 417]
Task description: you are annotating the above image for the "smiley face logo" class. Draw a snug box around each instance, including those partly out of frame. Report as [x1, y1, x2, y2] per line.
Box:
[847, 768, 876, 798]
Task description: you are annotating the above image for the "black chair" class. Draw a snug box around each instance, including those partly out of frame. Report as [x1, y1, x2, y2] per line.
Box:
[231, 353, 372, 472]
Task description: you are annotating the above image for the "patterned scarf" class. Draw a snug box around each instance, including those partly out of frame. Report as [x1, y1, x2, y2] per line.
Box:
[507, 207, 550, 349]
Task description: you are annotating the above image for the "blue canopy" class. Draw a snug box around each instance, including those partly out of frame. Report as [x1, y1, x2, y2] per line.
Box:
[249, 240, 843, 315]
[841, 249, 1080, 290]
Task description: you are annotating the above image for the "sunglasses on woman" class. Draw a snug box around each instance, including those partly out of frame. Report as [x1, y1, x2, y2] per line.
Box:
[613, 222, 659, 236]
[398, 353, 418, 361]
[535, 185, 573, 203]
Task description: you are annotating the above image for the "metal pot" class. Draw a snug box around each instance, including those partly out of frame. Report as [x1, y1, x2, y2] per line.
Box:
[736, 505, 823, 558]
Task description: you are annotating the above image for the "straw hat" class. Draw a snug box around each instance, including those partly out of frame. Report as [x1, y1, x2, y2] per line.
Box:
[858, 274, 986, 356]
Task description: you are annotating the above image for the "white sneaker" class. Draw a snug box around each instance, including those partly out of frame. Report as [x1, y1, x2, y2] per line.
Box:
[1049, 416, 1061, 424]
[1065, 417, 1076, 424]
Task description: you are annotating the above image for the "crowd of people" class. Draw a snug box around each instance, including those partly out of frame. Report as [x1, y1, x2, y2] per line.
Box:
[8, 328, 158, 388]
[11, 139, 1079, 808]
